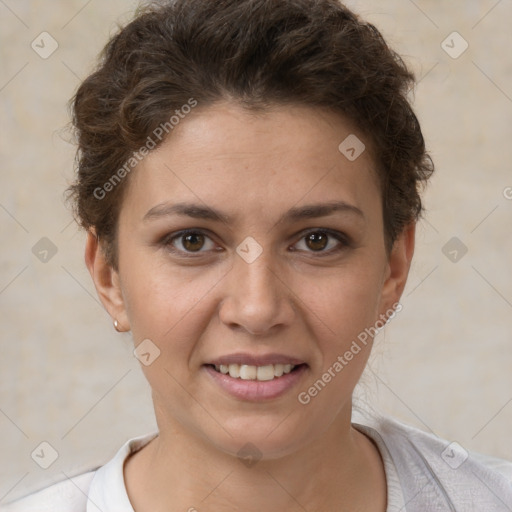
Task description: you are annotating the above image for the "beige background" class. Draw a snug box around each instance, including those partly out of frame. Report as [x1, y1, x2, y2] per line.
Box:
[1, 0, 511, 503]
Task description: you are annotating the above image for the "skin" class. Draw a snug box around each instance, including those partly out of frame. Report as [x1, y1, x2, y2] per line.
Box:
[86, 101, 415, 512]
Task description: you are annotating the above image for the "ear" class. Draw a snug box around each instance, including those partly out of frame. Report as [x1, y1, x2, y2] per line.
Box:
[84, 230, 130, 332]
[378, 222, 415, 315]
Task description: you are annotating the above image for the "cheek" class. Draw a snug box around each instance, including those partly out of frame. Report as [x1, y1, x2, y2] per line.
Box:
[298, 263, 384, 344]
[121, 264, 228, 399]
[293, 267, 382, 413]
[121, 255, 226, 346]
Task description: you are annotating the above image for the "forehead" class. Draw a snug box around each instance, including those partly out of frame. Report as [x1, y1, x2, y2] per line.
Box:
[120, 102, 381, 226]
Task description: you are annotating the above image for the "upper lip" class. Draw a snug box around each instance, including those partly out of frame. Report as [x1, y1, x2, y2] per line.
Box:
[206, 353, 306, 366]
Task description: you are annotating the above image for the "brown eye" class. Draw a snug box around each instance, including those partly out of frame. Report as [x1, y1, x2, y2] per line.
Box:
[305, 232, 329, 251]
[293, 229, 348, 255]
[181, 233, 205, 252]
[164, 230, 216, 255]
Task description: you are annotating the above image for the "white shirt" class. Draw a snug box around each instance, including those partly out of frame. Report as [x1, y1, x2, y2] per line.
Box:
[2, 413, 512, 511]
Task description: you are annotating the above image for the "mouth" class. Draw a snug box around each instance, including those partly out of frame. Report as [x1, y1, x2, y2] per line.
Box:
[205, 363, 307, 382]
[203, 353, 309, 400]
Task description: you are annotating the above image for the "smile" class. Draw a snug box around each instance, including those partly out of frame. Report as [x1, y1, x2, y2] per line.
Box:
[204, 362, 308, 401]
[212, 363, 297, 381]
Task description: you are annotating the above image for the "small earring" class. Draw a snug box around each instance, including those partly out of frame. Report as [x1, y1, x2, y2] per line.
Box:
[114, 319, 121, 332]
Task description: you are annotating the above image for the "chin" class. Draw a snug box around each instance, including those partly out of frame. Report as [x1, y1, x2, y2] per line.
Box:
[201, 415, 314, 462]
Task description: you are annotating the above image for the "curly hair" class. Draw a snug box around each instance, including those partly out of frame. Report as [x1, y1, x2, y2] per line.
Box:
[67, 0, 434, 269]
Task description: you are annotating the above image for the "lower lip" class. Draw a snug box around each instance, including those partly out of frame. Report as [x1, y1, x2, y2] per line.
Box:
[203, 364, 308, 401]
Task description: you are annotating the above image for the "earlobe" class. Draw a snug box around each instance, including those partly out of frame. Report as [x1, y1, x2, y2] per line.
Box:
[84, 230, 130, 332]
[379, 223, 416, 314]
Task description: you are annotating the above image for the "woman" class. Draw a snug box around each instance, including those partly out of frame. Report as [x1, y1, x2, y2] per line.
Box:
[4, 0, 511, 510]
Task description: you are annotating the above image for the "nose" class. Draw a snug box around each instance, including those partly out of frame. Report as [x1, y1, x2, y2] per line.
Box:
[218, 248, 296, 335]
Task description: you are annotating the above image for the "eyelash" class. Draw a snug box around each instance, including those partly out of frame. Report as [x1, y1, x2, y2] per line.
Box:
[160, 228, 351, 258]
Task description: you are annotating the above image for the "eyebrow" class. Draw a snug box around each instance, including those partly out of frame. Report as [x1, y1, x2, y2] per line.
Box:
[143, 200, 364, 224]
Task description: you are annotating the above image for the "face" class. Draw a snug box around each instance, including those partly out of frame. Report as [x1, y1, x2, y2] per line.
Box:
[88, 102, 413, 459]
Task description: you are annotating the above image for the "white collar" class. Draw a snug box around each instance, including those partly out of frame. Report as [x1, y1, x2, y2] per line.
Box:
[83, 421, 404, 512]
[86, 431, 158, 512]
[83, 419, 404, 512]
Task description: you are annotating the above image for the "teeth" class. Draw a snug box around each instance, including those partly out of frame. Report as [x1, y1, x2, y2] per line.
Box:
[228, 364, 240, 378]
[256, 365, 274, 381]
[213, 363, 297, 380]
[240, 365, 257, 380]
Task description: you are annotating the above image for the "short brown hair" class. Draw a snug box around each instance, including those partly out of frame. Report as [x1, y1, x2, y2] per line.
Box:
[67, 0, 434, 268]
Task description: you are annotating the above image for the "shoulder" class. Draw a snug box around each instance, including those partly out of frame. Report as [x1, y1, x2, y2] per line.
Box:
[1, 431, 158, 512]
[354, 413, 512, 510]
[0, 470, 97, 512]
[471, 450, 512, 482]
[376, 414, 512, 481]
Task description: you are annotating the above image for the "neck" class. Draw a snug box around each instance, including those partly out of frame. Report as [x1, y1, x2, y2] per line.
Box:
[124, 405, 387, 512]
